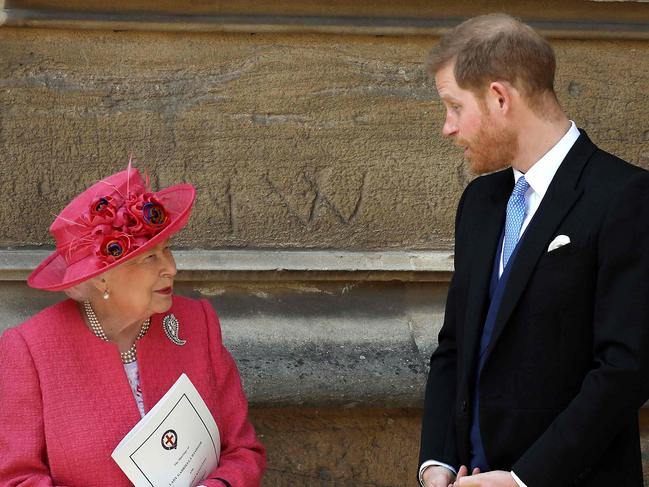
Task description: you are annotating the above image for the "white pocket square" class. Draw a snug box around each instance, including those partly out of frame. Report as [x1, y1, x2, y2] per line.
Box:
[547, 234, 571, 252]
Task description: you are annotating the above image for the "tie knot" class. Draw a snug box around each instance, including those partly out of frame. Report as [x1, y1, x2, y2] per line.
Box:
[512, 176, 529, 198]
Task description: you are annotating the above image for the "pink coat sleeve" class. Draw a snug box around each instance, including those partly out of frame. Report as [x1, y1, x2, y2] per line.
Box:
[0, 329, 70, 487]
[199, 300, 266, 487]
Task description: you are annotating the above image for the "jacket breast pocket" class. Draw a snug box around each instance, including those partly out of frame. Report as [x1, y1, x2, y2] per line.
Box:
[531, 240, 596, 301]
[545, 241, 577, 257]
[536, 240, 591, 270]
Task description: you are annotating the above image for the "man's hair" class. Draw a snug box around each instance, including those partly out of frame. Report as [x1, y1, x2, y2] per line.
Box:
[427, 14, 557, 105]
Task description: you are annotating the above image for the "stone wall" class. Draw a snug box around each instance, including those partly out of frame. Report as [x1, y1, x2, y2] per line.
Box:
[1, 29, 648, 250]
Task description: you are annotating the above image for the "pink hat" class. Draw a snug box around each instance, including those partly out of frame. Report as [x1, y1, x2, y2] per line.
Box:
[28, 165, 196, 291]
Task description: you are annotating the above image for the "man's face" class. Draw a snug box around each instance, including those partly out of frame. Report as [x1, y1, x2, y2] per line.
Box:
[435, 64, 518, 174]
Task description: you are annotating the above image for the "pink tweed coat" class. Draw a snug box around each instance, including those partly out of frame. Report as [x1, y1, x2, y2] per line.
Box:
[0, 296, 265, 487]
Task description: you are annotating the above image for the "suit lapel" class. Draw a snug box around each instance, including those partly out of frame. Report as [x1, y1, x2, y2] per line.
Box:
[481, 131, 596, 367]
[461, 170, 512, 377]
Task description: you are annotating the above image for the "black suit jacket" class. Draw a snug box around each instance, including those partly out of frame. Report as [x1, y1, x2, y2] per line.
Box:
[420, 131, 649, 486]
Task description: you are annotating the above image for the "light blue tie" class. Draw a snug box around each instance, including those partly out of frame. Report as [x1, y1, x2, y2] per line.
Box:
[503, 176, 530, 268]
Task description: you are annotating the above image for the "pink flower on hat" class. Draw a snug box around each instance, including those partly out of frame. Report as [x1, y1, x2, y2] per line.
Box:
[125, 193, 169, 235]
[96, 232, 132, 264]
[82, 196, 118, 226]
[80, 193, 169, 266]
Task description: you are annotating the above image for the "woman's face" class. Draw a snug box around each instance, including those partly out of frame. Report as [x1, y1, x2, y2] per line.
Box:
[97, 239, 177, 325]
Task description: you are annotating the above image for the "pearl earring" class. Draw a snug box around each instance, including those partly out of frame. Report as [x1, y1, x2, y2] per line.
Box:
[101, 278, 109, 300]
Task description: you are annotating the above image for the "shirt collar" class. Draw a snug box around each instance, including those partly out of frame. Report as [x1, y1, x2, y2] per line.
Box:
[513, 121, 580, 199]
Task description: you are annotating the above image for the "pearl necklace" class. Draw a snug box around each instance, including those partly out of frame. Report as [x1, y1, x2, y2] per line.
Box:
[83, 300, 151, 364]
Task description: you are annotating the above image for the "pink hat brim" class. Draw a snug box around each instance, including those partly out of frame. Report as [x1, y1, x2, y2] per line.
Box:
[27, 184, 196, 291]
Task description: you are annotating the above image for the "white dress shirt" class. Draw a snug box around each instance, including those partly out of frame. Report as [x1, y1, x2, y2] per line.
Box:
[419, 122, 581, 487]
[499, 121, 581, 277]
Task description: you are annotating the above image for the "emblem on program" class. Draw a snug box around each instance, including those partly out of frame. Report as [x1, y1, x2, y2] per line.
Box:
[161, 429, 178, 450]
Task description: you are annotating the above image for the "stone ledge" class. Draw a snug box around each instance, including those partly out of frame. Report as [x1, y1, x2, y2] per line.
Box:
[0, 249, 455, 282]
[1, 9, 649, 39]
[0, 277, 446, 407]
[0, 248, 448, 407]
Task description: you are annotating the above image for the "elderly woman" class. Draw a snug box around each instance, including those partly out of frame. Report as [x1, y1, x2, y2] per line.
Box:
[0, 165, 265, 487]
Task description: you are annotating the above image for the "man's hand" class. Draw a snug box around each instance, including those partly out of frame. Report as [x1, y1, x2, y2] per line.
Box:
[423, 465, 481, 487]
[455, 470, 517, 487]
[452, 465, 480, 486]
[422, 465, 454, 487]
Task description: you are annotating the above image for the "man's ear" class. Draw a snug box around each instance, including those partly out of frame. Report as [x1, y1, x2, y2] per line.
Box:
[488, 81, 515, 115]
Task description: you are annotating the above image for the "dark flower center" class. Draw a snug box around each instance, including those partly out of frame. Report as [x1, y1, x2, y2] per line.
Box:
[94, 197, 110, 213]
[142, 202, 167, 226]
[106, 240, 124, 257]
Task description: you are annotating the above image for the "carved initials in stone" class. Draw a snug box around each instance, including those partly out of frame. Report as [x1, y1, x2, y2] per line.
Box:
[264, 169, 366, 226]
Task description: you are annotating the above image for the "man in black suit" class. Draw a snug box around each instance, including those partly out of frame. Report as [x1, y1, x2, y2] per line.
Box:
[418, 14, 649, 487]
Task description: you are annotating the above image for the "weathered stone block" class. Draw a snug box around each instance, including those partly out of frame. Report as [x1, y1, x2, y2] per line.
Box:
[1, 29, 647, 252]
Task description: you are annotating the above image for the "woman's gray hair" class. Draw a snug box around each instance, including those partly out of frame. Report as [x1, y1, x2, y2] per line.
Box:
[63, 279, 99, 302]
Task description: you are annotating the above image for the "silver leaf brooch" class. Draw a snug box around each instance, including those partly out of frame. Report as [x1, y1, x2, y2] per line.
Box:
[163, 314, 187, 346]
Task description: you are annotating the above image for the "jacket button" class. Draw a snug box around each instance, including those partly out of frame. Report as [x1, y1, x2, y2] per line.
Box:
[461, 400, 467, 412]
